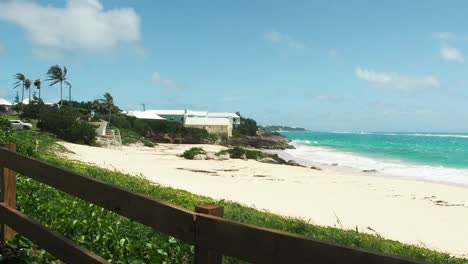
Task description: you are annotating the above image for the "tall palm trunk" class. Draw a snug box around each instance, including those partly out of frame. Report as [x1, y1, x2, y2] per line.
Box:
[69, 86, 71, 102]
[39, 89, 41, 100]
[21, 83, 24, 103]
[60, 81, 63, 106]
[29, 88, 31, 102]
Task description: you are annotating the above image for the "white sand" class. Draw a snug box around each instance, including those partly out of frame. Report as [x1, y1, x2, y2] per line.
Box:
[60, 142, 468, 257]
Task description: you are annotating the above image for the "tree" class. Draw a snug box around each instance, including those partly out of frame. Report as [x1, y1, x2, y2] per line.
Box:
[25, 79, 32, 103]
[14, 91, 19, 104]
[34, 79, 42, 99]
[13, 73, 26, 103]
[100, 93, 115, 124]
[46, 65, 71, 106]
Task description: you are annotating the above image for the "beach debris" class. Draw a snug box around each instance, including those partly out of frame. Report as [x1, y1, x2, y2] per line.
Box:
[362, 169, 378, 173]
[310, 166, 322, 171]
[331, 163, 338, 166]
[258, 157, 278, 164]
[193, 154, 205, 160]
[218, 154, 230, 160]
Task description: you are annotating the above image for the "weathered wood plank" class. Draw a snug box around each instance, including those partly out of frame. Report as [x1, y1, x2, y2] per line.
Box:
[194, 205, 224, 264]
[0, 147, 196, 243]
[195, 214, 428, 264]
[0, 144, 17, 242]
[0, 203, 108, 264]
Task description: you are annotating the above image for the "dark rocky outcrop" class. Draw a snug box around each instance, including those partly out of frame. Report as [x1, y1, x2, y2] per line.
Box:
[228, 129, 293, 150]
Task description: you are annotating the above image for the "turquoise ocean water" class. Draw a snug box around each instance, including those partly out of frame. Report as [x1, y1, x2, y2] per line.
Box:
[280, 131, 468, 186]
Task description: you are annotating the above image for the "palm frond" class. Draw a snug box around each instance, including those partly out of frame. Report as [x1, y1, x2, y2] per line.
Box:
[14, 73, 25, 80]
[64, 81, 72, 88]
[63, 66, 67, 77]
[49, 80, 60, 86]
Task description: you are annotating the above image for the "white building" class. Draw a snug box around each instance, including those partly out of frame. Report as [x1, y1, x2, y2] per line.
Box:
[207, 112, 240, 127]
[126, 109, 239, 138]
[0, 98, 12, 112]
[184, 117, 233, 137]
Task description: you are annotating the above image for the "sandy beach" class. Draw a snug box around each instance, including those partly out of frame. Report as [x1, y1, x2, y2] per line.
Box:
[60, 142, 468, 257]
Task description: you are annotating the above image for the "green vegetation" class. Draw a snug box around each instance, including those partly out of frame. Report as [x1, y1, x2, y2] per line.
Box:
[142, 139, 156, 147]
[180, 147, 206, 159]
[217, 146, 265, 160]
[234, 116, 258, 137]
[38, 105, 97, 145]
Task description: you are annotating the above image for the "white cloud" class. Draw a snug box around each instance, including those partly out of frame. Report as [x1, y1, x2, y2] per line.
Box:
[0, 0, 141, 58]
[355, 67, 439, 92]
[432, 32, 456, 41]
[440, 47, 464, 63]
[151, 72, 183, 89]
[263, 30, 305, 49]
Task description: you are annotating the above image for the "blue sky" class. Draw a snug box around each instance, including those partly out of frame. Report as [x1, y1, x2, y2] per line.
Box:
[1, 0, 468, 132]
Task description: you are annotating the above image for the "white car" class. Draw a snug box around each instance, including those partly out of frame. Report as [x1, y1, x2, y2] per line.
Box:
[10, 120, 33, 130]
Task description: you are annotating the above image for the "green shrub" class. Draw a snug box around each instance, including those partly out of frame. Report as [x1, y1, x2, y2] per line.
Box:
[142, 139, 155, 147]
[181, 147, 206, 159]
[216, 146, 264, 160]
[235, 117, 258, 136]
[39, 106, 97, 145]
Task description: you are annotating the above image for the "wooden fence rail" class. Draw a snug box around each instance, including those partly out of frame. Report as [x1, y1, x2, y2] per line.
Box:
[0, 145, 427, 264]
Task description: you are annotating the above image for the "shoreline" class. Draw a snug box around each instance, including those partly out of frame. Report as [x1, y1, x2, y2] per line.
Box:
[278, 140, 468, 188]
[271, 146, 468, 190]
[59, 142, 468, 257]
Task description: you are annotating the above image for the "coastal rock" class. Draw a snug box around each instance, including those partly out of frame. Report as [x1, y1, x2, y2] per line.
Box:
[287, 160, 305, 167]
[241, 154, 248, 160]
[218, 154, 230, 160]
[362, 169, 378, 173]
[310, 166, 322, 171]
[258, 157, 278, 164]
[205, 153, 216, 160]
[193, 154, 205, 160]
[331, 163, 338, 166]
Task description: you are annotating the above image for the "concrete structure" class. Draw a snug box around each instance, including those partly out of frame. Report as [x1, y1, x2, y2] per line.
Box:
[90, 121, 108, 136]
[184, 117, 233, 137]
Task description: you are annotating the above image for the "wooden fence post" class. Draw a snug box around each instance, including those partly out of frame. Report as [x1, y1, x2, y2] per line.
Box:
[0, 144, 17, 243]
[195, 205, 224, 264]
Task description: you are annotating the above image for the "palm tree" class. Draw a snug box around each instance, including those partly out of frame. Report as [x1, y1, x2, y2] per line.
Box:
[13, 73, 26, 103]
[34, 79, 42, 100]
[46, 65, 71, 106]
[24, 79, 32, 103]
[100, 93, 115, 124]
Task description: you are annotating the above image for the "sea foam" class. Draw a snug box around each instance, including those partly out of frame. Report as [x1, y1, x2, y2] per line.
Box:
[286, 141, 468, 186]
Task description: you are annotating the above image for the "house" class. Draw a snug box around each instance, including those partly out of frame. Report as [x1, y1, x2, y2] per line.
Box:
[207, 112, 240, 127]
[0, 98, 12, 112]
[184, 117, 233, 137]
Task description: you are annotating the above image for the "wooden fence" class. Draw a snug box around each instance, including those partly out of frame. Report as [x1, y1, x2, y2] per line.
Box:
[0, 144, 428, 264]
